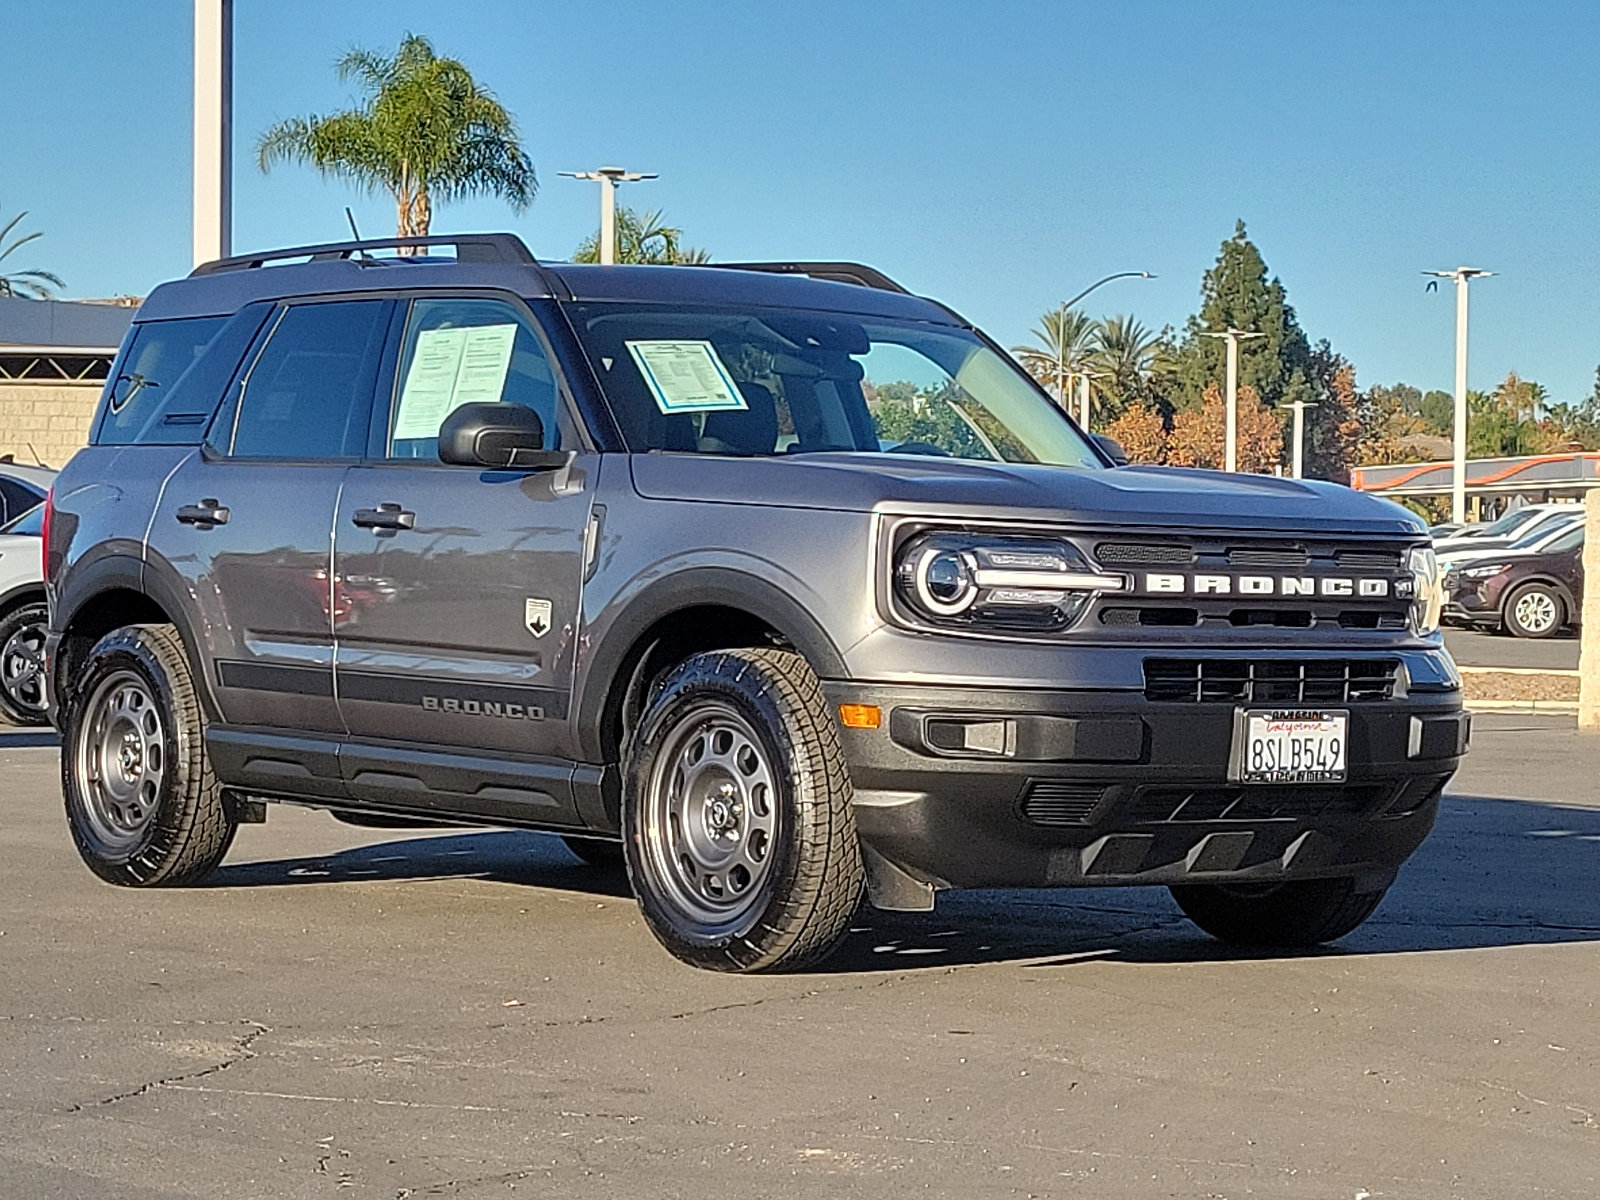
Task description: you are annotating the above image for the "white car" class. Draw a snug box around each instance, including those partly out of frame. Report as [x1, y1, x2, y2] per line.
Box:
[1437, 508, 1586, 571]
[1433, 503, 1582, 556]
[0, 502, 48, 726]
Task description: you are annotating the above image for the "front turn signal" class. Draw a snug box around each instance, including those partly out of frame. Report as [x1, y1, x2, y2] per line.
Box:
[839, 703, 882, 730]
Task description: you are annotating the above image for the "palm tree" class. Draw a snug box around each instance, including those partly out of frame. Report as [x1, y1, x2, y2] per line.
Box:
[1012, 308, 1097, 405]
[257, 33, 534, 243]
[572, 206, 710, 265]
[0, 208, 63, 299]
[1091, 314, 1165, 420]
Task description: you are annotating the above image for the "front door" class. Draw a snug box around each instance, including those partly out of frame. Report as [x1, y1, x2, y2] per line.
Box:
[332, 297, 593, 812]
[145, 298, 395, 738]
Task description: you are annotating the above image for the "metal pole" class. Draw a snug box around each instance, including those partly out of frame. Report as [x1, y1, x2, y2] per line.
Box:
[598, 175, 617, 266]
[1224, 332, 1239, 474]
[1452, 273, 1470, 525]
[1056, 304, 1067, 408]
[1291, 399, 1305, 479]
[1078, 373, 1091, 431]
[192, 0, 232, 268]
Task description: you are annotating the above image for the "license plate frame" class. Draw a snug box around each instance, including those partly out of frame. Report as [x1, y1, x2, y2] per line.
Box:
[1228, 708, 1349, 784]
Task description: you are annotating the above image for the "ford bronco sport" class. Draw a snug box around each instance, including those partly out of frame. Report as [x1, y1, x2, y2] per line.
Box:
[44, 234, 1466, 971]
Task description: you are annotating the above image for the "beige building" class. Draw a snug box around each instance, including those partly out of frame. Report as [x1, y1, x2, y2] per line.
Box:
[0, 296, 134, 469]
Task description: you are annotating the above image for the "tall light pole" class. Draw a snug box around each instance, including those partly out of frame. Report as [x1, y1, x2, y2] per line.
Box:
[1200, 328, 1266, 472]
[1280, 397, 1317, 479]
[559, 167, 658, 265]
[1048, 270, 1155, 420]
[1425, 266, 1494, 524]
[192, 0, 232, 267]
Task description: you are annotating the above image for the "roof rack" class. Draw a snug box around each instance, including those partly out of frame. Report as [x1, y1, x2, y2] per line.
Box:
[711, 262, 910, 294]
[190, 233, 537, 277]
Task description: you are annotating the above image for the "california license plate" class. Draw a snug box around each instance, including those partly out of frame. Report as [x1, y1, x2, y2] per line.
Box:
[1231, 709, 1348, 784]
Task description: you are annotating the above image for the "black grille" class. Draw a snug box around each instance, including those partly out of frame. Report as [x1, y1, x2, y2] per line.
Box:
[1337, 549, 1404, 570]
[1227, 546, 1309, 569]
[1095, 542, 1196, 566]
[1020, 781, 1106, 826]
[1143, 658, 1401, 703]
[1129, 784, 1393, 823]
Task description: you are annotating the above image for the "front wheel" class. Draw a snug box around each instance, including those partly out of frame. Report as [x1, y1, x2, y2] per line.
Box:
[0, 600, 50, 726]
[1170, 877, 1389, 947]
[62, 625, 236, 886]
[1502, 582, 1566, 639]
[623, 648, 863, 972]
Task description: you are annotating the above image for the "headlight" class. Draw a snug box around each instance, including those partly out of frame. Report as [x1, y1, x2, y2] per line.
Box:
[1407, 544, 1444, 635]
[894, 532, 1127, 633]
[1461, 563, 1509, 580]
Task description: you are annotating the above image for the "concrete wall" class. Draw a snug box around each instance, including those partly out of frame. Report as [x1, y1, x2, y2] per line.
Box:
[0, 382, 100, 470]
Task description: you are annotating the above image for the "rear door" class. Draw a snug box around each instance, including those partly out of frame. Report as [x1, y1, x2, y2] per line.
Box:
[333, 295, 594, 814]
[145, 298, 396, 738]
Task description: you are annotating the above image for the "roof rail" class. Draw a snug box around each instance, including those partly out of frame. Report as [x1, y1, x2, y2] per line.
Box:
[710, 261, 910, 294]
[189, 233, 537, 276]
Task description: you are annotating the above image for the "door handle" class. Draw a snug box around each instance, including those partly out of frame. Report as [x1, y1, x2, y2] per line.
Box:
[352, 503, 416, 531]
[175, 499, 230, 527]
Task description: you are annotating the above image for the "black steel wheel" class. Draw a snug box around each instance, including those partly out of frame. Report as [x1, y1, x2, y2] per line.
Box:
[0, 599, 49, 726]
[1170, 877, 1389, 947]
[62, 625, 236, 886]
[623, 648, 863, 972]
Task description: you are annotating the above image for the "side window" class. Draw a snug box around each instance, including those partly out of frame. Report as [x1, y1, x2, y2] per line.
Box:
[229, 301, 392, 460]
[0, 478, 41, 525]
[386, 298, 562, 459]
[96, 317, 229, 446]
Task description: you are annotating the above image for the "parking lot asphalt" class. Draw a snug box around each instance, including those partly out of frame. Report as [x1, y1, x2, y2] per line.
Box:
[1443, 626, 1580, 671]
[2, 715, 1598, 1199]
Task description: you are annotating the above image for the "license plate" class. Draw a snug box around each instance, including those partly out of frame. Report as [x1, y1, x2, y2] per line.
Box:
[1231, 709, 1348, 784]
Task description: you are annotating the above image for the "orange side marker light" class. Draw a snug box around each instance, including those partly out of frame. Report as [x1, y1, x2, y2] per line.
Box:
[838, 704, 882, 730]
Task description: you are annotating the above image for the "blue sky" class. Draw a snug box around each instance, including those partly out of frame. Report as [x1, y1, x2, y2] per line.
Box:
[6, 1, 1599, 402]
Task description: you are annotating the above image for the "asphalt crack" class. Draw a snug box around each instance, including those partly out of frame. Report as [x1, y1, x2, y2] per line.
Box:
[64, 1019, 270, 1113]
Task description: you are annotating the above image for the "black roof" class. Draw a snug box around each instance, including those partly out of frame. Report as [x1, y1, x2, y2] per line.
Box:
[135, 233, 960, 326]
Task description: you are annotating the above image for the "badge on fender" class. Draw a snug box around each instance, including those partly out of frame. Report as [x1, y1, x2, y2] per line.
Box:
[524, 598, 553, 638]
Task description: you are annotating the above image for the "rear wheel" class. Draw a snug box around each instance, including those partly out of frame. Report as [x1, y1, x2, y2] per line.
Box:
[62, 625, 236, 886]
[1170, 877, 1389, 947]
[1502, 582, 1565, 639]
[623, 648, 863, 972]
[0, 599, 49, 726]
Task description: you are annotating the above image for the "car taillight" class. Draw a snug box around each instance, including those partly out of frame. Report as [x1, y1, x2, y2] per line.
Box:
[40, 488, 53, 581]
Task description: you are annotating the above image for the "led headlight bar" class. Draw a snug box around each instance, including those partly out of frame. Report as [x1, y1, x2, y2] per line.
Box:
[895, 533, 1127, 632]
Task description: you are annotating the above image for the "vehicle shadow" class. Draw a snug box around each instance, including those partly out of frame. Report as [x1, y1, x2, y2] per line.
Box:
[203, 792, 1600, 971]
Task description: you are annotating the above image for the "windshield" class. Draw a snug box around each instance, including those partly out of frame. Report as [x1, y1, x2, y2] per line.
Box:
[1509, 512, 1581, 549]
[1543, 525, 1585, 554]
[1476, 508, 1543, 538]
[0, 503, 42, 536]
[563, 302, 1103, 467]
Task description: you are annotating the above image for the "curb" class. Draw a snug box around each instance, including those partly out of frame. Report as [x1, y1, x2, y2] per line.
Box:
[1467, 699, 1579, 714]
[1456, 665, 1579, 678]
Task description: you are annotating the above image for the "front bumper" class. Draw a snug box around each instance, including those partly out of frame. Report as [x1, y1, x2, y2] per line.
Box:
[823, 679, 1466, 897]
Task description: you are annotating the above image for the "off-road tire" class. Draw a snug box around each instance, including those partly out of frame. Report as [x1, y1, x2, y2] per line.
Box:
[623, 648, 863, 972]
[1170, 877, 1389, 947]
[62, 624, 236, 886]
[561, 835, 627, 869]
[1501, 582, 1565, 639]
[0, 599, 50, 726]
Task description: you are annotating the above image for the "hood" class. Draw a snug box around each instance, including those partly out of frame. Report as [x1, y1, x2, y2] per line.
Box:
[629, 453, 1425, 538]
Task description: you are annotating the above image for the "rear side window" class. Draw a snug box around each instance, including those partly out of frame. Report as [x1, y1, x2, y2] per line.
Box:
[0, 477, 43, 525]
[1, 504, 44, 536]
[226, 301, 392, 460]
[97, 317, 229, 445]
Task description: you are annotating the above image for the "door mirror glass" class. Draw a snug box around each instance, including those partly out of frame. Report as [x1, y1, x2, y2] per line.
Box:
[438, 402, 562, 470]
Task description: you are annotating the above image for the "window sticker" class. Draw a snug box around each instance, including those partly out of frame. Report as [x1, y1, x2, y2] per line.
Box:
[625, 340, 748, 414]
[393, 323, 518, 440]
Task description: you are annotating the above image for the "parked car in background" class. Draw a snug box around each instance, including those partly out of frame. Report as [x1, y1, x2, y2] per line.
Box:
[1432, 503, 1580, 556]
[0, 502, 48, 724]
[1443, 522, 1583, 638]
[1428, 522, 1464, 540]
[1436, 508, 1584, 571]
[0, 458, 53, 527]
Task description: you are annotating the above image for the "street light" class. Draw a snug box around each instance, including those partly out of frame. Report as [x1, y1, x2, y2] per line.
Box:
[559, 166, 658, 265]
[1049, 271, 1155, 427]
[1200, 328, 1266, 472]
[192, 0, 233, 267]
[1279, 397, 1317, 479]
[1424, 266, 1494, 524]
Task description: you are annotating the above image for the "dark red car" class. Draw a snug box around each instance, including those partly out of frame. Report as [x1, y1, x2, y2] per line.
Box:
[1443, 523, 1584, 638]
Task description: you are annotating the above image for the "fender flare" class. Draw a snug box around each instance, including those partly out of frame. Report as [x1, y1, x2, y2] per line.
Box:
[575, 566, 847, 764]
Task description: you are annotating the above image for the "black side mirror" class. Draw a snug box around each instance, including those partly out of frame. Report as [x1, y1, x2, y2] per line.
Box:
[1092, 433, 1129, 467]
[438, 403, 564, 470]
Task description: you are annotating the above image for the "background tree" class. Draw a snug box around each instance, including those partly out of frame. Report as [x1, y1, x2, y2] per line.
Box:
[1090, 314, 1168, 422]
[1302, 343, 1363, 482]
[1103, 400, 1167, 464]
[258, 33, 534, 242]
[1167, 382, 1283, 473]
[1012, 308, 1096, 406]
[0, 207, 63, 299]
[572, 206, 709, 264]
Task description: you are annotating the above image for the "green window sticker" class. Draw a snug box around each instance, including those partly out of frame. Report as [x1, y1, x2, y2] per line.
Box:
[625, 340, 748, 414]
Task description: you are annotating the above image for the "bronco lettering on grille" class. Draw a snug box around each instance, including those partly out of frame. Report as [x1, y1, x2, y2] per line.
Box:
[1139, 573, 1393, 597]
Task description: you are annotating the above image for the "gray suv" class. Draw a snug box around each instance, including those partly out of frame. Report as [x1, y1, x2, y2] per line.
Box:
[43, 234, 1466, 971]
